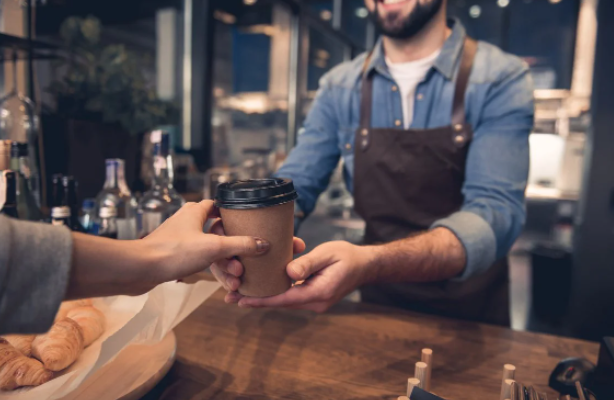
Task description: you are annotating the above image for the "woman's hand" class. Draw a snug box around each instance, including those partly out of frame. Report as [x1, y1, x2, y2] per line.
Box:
[208, 218, 306, 293]
[142, 200, 272, 283]
[68, 200, 273, 299]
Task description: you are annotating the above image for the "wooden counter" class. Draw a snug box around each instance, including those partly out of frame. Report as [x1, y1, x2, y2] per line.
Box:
[158, 290, 598, 400]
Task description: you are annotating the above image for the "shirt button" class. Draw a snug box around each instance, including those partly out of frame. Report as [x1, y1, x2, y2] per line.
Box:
[345, 143, 351, 150]
[361, 128, 368, 136]
[417, 93, 424, 100]
[392, 85, 398, 92]
[395, 120, 402, 127]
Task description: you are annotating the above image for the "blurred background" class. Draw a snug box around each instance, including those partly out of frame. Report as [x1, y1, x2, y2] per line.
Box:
[0, 0, 612, 341]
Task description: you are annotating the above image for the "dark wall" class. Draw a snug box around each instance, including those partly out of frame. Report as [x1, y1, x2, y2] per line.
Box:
[569, 0, 614, 341]
[448, 0, 579, 89]
[36, 0, 181, 34]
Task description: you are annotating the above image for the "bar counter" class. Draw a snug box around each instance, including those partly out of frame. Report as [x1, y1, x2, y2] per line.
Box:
[156, 289, 598, 400]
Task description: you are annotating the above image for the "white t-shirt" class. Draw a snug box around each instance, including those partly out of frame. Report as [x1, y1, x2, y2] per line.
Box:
[386, 49, 441, 129]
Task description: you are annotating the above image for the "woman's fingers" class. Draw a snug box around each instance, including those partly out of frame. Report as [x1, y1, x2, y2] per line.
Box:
[210, 264, 241, 292]
[225, 291, 243, 304]
[209, 218, 225, 235]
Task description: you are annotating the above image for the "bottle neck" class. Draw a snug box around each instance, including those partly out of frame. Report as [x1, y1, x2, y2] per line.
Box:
[10, 156, 30, 179]
[3, 174, 16, 206]
[104, 161, 130, 192]
[153, 153, 174, 188]
[10, 55, 17, 97]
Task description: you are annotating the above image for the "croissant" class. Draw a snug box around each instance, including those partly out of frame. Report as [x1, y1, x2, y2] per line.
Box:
[0, 339, 53, 390]
[54, 299, 93, 322]
[1, 335, 35, 357]
[31, 318, 84, 371]
[66, 307, 106, 346]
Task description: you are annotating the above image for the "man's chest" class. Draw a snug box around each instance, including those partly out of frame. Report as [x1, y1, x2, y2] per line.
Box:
[334, 73, 459, 134]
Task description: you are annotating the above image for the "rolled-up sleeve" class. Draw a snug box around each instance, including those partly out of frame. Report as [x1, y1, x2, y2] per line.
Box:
[433, 60, 534, 280]
[0, 216, 73, 334]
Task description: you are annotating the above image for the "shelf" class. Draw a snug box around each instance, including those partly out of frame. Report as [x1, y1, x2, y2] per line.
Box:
[0, 32, 58, 61]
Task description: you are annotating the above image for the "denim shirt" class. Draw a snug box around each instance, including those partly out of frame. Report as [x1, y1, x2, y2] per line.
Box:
[277, 19, 535, 280]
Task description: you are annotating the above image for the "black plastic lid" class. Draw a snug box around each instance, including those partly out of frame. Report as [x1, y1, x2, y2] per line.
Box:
[215, 178, 298, 209]
[10, 142, 28, 158]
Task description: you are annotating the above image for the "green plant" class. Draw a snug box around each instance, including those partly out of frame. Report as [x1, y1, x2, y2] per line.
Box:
[47, 16, 179, 134]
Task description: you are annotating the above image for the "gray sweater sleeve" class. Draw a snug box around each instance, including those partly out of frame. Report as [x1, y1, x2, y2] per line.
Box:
[0, 215, 73, 334]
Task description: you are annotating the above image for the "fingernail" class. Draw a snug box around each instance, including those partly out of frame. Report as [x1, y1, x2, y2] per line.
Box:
[255, 238, 270, 253]
[225, 292, 239, 303]
[290, 262, 304, 279]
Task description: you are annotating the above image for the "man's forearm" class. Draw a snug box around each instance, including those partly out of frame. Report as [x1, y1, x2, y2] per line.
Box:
[364, 227, 466, 283]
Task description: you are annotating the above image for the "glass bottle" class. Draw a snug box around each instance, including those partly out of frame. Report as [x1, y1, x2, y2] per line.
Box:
[49, 175, 69, 227]
[0, 140, 10, 171]
[50, 203, 71, 227]
[80, 198, 97, 234]
[10, 142, 41, 221]
[0, 171, 19, 218]
[95, 159, 137, 239]
[18, 141, 40, 207]
[59, 176, 86, 232]
[98, 205, 119, 239]
[137, 130, 185, 238]
[0, 52, 39, 144]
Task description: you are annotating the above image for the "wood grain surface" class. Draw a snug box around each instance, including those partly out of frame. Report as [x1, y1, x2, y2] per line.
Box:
[159, 289, 598, 400]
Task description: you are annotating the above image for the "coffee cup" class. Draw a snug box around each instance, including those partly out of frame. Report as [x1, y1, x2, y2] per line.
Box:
[215, 178, 298, 297]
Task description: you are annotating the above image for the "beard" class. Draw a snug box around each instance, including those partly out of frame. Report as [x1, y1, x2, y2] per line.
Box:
[370, 0, 444, 39]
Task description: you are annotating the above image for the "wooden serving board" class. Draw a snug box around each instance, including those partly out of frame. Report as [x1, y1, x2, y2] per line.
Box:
[60, 332, 176, 400]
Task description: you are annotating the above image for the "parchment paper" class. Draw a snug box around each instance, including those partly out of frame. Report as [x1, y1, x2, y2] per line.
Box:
[0, 279, 221, 400]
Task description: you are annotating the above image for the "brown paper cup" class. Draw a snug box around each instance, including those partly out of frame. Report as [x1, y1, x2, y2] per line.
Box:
[220, 200, 294, 297]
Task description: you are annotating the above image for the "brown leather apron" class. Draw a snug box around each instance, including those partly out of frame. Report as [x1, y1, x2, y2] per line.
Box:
[355, 38, 510, 326]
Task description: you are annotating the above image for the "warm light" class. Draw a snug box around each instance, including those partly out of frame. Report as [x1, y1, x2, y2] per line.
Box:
[213, 10, 236, 24]
[316, 49, 330, 60]
[497, 0, 509, 7]
[241, 25, 278, 36]
[549, 0, 562, 3]
[243, 0, 257, 4]
[320, 10, 333, 21]
[213, 87, 225, 98]
[217, 93, 289, 114]
[355, 7, 368, 18]
[313, 59, 327, 68]
[469, 5, 481, 18]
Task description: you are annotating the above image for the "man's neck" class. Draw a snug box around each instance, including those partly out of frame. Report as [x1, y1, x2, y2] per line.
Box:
[383, 13, 450, 64]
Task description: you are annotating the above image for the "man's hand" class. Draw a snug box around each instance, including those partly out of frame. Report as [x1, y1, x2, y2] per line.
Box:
[208, 219, 306, 293]
[215, 228, 466, 313]
[225, 241, 375, 313]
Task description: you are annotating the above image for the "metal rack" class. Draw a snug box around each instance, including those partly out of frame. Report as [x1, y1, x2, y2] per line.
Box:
[0, 32, 57, 62]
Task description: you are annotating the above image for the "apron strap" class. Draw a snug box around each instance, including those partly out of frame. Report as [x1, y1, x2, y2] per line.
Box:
[359, 37, 478, 131]
[451, 38, 478, 128]
[359, 51, 375, 134]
